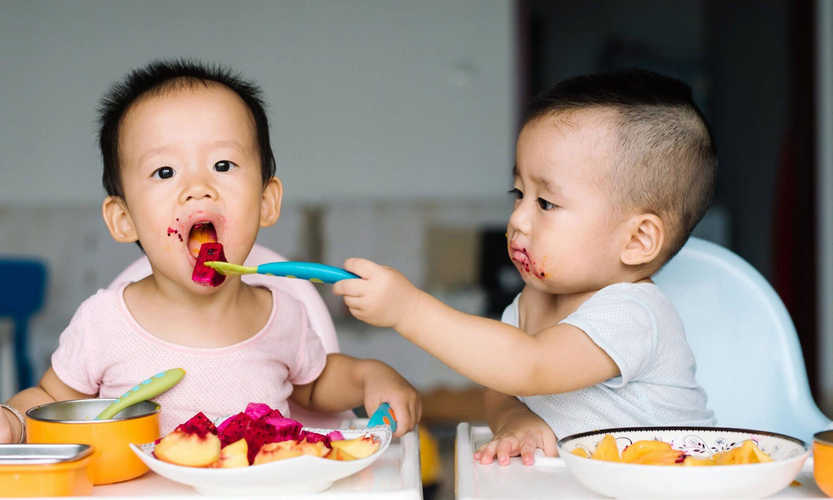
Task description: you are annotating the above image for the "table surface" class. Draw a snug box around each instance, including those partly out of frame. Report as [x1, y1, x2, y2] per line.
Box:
[24, 420, 422, 500]
[455, 423, 828, 499]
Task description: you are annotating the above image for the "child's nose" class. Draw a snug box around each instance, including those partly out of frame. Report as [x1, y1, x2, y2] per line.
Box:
[508, 202, 531, 234]
[179, 171, 219, 203]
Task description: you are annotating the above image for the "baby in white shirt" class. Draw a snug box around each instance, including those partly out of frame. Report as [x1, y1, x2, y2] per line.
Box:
[334, 69, 717, 465]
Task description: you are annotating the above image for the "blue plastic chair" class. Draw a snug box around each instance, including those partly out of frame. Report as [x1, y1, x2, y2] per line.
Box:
[654, 237, 829, 444]
[0, 259, 47, 390]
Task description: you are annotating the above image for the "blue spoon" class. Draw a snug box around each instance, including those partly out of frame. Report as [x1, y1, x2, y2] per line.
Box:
[205, 261, 358, 284]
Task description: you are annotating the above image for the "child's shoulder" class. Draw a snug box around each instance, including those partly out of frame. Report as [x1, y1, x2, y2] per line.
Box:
[586, 282, 673, 311]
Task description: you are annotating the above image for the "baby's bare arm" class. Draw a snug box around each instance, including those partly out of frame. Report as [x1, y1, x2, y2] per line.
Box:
[1, 368, 94, 443]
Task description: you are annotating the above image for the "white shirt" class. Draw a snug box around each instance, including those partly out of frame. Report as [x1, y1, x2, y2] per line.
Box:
[502, 283, 716, 439]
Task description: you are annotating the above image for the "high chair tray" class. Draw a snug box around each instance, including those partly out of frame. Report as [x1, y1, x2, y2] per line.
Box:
[456, 423, 827, 499]
[36, 419, 421, 499]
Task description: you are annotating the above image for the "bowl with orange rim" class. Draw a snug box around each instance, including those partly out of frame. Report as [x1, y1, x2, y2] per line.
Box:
[26, 399, 160, 485]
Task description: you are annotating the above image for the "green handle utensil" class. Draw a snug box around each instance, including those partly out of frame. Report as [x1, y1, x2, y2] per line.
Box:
[95, 368, 185, 420]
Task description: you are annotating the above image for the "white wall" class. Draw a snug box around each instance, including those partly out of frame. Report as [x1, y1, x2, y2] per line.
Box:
[0, 0, 515, 205]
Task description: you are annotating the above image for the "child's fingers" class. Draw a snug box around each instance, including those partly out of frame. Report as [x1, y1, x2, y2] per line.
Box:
[542, 432, 559, 458]
[343, 257, 380, 278]
[475, 441, 498, 464]
[495, 437, 517, 466]
[333, 278, 365, 297]
[520, 439, 536, 465]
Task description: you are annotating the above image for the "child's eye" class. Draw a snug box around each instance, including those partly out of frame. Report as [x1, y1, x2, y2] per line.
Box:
[152, 167, 175, 180]
[214, 161, 238, 172]
[508, 188, 523, 200]
[537, 198, 557, 211]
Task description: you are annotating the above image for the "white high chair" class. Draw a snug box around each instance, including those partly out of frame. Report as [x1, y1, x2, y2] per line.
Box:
[652, 237, 830, 444]
[108, 243, 353, 428]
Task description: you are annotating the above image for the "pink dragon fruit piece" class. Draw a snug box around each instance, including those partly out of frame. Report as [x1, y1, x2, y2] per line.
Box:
[243, 419, 279, 464]
[217, 412, 252, 448]
[174, 412, 217, 438]
[191, 242, 227, 287]
[326, 430, 345, 441]
[260, 410, 302, 442]
[244, 402, 274, 421]
[300, 431, 332, 449]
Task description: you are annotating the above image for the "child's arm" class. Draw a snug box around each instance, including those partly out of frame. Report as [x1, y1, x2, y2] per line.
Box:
[0, 368, 95, 443]
[334, 258, 620, 396]
[474, 388, 557, 466]
[289, 353, 420, 437]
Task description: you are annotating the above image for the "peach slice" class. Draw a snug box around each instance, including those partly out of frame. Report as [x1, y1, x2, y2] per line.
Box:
[208, 438, 249, 469]
[327, 448, 359, 461]
[253, 441, 303, 464]
[154, 427, 222, 467]
[330, 434, 381, 459]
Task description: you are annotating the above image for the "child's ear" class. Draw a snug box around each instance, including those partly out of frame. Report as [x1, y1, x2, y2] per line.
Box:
[620, 213, 664, 266]
[102, 196, 138, 243]
[259, 177, 283, 228]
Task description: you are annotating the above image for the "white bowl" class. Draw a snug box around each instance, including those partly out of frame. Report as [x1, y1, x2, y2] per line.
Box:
[544, 427, 809, 499]
[130, 426, 392, 495]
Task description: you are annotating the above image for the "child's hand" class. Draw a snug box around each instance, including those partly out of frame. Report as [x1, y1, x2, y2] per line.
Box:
[0, 408, 13, 443]
[333, 258, 422, 330]
[361, 361, 421, 438]
[474, 411, 558, 466]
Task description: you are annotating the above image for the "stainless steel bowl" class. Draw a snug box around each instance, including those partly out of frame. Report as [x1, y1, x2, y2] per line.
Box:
[26, 399, 160, 423]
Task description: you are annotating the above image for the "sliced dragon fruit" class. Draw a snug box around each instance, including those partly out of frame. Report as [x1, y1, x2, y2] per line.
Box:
[243, 419, 279, 464]
[217, 412, 252, 448]
[326, 430, 345, 441]
[259, 410, 302, 442]
[244, 402, 274, 421]
[191, 242, 227, 287]
[299, 431, 332, 449]
[174, 412, 218, 438]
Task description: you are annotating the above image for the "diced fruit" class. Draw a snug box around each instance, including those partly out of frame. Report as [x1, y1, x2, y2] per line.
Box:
[297, 438, 331, 458]
[154, 427, 222, 467]
[621, 440, 672, 463]
[191, 242, 227, 287]
[253, 441, 303, 464]
[175, 412, 218, 437]
[244, 403, 274, 421]
[298, 431, 332, 448]
[629, 449, 686, 465]
[243, 419, 278, 464]
[589, 434, 621, 463]
[208, 438, 249, 469]
[330, 434, 381, 459]
[262, 411, 302, 442]
[217, 412, 252, 448]
[571, 448, 589, 458]
[683, 456, 716, 466]
[327, 447, 358, 461]
[327, 430, 345, 441]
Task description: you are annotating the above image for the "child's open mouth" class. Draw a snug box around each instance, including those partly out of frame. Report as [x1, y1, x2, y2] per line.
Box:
[187, 222, 218, 259]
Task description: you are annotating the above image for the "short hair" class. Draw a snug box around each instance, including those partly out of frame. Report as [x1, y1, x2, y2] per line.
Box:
[98, 59, 276, 200]
[526, 69, 717, 263]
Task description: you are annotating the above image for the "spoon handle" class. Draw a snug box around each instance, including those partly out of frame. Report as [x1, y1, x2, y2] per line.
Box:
[95, 368, 185, 420]
[367, 402, 397, 433]
[257, 262, 359, 284]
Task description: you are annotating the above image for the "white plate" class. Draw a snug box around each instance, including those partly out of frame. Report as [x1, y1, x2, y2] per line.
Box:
[540, 426, 810, 499]
[130, 425, 392, 496]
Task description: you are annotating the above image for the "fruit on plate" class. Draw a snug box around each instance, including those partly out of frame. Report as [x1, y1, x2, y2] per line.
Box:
[576, 434, 774, 466]
[154, 412, 222, 467]
[330, 434, 381, 459]
[208, 438, 249, 469]
[155, 403, 383, 468]
[191, 242, 227, 287]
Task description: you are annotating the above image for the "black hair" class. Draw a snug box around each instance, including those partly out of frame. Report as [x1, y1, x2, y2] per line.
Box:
[98, 59, 276, 200]
[526, 69, 717, 263]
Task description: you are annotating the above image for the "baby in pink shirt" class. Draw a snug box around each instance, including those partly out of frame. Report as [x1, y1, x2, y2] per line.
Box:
[0, 59, 421, 443]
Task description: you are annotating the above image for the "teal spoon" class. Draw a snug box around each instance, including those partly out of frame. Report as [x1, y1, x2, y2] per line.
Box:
[367, 402, 397, 433]
[205, 261, 359, 284]
[95, 368, 185, 420]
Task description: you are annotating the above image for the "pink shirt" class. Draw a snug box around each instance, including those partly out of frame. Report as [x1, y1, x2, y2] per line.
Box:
[51, 282, 327, 434]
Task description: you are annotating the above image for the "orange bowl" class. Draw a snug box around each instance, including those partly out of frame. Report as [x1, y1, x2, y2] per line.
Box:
[0, 444, 95, 497]
[26, 399, 160, 485]
[814, 430, 833, 497]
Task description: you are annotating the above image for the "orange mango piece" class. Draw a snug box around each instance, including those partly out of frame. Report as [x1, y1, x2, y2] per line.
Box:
[622, 440, 673, 463]
[571, 447, 589, 458]
[590, 435, 621, 462]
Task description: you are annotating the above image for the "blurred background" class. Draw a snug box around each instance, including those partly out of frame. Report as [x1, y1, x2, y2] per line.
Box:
[1, 1, 832, 497]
